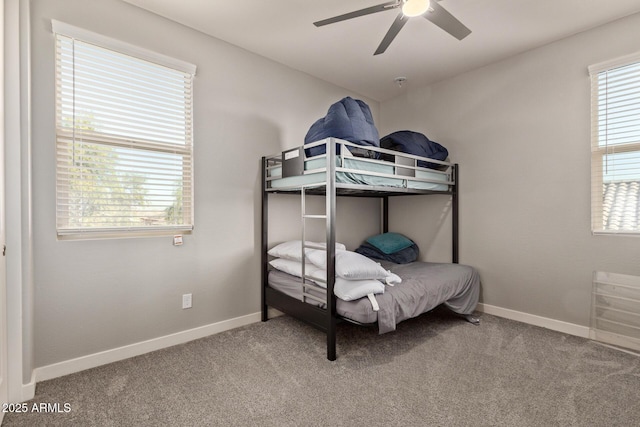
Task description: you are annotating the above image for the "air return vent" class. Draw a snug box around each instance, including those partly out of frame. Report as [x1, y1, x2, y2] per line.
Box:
[591, 271, 640, 352]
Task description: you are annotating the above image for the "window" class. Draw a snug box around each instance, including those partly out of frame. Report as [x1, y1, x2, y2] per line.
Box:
[53, 21, 196, 237]
[590, 52, 640, 235]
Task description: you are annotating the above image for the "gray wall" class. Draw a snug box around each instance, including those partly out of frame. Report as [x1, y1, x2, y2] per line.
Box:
[30, 0, 380, 367]
[380, 13, 640, 327]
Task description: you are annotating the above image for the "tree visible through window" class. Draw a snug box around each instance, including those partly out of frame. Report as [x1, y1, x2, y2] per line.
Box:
[54, 22, 195, 236]
[590, 55, 640, 234]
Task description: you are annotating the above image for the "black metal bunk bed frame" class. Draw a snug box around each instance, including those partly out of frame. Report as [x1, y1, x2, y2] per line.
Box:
[261, 138, 458, 360]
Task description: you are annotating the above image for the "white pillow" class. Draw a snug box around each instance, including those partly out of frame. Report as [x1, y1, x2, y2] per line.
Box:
[267, 240, 346, 262]
[334, 277, 384, 301]
[269, 258, 327, 285]
[270, 258, 385, 302]
[306, 249, 389, 280]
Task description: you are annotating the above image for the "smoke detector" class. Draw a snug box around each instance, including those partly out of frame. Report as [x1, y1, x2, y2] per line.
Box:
[394, 77, 407, 88]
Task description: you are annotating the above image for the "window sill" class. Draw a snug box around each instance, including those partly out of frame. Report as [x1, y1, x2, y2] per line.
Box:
[592, 230, 640, 237]
[57, 227, 193, 241]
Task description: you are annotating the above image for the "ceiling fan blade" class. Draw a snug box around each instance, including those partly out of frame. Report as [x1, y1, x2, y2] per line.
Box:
[374, 12, 409, 55]
[424, 1, 471, 40]
[314, 1, 400, 27]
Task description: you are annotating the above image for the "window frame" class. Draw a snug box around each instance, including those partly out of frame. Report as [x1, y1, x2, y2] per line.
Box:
[589, 51, 640, 236]
[52, 21, 196, 239]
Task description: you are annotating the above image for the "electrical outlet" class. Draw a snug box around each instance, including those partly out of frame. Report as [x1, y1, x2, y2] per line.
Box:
[182, 293, 192, 309]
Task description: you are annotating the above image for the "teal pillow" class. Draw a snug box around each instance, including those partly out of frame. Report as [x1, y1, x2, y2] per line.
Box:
[365, 232, 414, 255]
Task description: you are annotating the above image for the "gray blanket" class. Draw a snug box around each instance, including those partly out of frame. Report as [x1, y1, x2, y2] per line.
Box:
[375, 261, 479, 333]
[268, 261, 480, 334]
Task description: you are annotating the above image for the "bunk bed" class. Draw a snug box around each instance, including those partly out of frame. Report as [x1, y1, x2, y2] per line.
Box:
[261, 137, 480, 360]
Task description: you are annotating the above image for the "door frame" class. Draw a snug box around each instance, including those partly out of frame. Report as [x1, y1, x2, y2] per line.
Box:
[4, 0, 34, 404]
[1, 0, 9, 417]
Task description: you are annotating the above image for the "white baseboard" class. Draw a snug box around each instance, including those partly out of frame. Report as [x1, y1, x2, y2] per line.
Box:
[35, 309, 280, 383]
[476, 303, 590, 338]
[589, 329, 640, 354]
[21, 372, 36, 402]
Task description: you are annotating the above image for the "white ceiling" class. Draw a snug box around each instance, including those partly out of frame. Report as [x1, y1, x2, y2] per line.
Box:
[122, 0, 640, 101]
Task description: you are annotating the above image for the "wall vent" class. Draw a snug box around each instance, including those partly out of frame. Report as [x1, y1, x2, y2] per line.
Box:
[591, 271, 640, 352]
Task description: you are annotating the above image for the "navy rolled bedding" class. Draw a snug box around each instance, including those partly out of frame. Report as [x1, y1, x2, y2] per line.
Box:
[304, 97, 380, 158]
[380, 130, 448, 169]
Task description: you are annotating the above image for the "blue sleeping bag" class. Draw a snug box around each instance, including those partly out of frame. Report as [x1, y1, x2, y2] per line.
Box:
[304, 97, 380, 158]
[380, 130, 448, 169]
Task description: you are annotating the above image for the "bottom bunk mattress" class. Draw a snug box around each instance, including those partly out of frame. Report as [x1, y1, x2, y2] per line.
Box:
[268, 260, 480, 334]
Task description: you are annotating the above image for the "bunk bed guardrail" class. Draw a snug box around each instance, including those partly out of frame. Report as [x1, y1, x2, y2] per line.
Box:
[264, 139, 455, 194]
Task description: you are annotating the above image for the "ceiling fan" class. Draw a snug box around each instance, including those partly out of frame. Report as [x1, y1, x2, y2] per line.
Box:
[314, 0, 471, 55]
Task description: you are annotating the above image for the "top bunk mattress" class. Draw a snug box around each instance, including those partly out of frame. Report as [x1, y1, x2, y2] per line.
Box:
[264, 138, 452, 193]
[268, 157, 449, 191]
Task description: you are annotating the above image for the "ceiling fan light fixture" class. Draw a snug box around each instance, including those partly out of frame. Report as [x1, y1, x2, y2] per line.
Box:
[402, 0, 430, 18]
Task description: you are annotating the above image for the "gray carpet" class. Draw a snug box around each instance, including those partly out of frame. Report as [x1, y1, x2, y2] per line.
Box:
[3, 308, 640, 426]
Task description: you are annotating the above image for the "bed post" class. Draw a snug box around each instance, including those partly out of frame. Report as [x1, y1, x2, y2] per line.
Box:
[261, 157, 269, 321]
[452, 163, 459, 264]
[382, 196, 389, 233]
[326, 139, 337, 361]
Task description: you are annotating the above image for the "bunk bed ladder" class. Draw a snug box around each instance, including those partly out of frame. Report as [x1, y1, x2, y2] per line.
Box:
[299, 149, 338, 361]
[297, 139, 338, 361]
[300, 187, 328, 307]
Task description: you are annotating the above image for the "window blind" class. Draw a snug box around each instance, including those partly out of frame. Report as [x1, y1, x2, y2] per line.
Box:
[590, 54, 640, 234]
[54, 25, 195, 236]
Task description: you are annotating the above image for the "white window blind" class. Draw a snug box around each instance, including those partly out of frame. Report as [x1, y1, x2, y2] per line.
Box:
[54, 22, 195, 236]
[590, 53, 640, 235]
